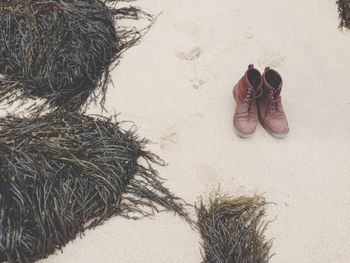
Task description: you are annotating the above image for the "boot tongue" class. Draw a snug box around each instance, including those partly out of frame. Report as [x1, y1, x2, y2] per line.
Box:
[264, 69, 282, 94]
[273, 85, 282, 96]
[246, 81, 263, 98]
[264, 78, 281, 95]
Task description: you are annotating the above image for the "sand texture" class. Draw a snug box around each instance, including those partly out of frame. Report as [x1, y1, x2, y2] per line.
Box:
[1, 0, 349, 262]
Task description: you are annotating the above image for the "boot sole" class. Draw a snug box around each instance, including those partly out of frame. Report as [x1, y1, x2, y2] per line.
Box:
[233, 127, 255, 138]
[260, 121, 289, 139]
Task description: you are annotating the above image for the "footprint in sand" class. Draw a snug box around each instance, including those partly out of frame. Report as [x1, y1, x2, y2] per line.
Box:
[176, 47, 202, 61]
[190, 78, 205, 90]
[160, 127, 178, 151]
[244, 26, 254, 39]
[258, 51, 286, 67]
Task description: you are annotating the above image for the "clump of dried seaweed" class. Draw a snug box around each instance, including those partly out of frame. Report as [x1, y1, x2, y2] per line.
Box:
[196, 194, 273, 263]
[0, 111, 189, 263]
[0, 0, 153, 112]
[337, 0, 350, 29]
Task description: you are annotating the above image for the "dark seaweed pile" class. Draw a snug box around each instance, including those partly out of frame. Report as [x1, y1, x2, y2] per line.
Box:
[0, 0, 152, 112]
[337, 0, 350, 29]
[0, 111, 189, 263]
[196, 194, 272, 263]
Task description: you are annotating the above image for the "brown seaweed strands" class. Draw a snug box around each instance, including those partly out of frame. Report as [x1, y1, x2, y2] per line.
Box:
[337, 0, 350, 29]
[0, 0, 153, 112]
[196, 194, 273, 263]
[0, 111, 189, 263]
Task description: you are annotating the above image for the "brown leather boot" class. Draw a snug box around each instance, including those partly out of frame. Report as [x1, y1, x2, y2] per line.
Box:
[257, 67, 289, 138]
[233, 64, 262, 138]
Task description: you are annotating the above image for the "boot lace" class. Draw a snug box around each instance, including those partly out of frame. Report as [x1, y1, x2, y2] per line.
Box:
[268, 87, 282, 113]
[240, 87, 262, 112]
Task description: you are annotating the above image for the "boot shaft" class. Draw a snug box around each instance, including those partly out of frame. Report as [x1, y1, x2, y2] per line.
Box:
[258, 67, 285, 117]
[234, 64, 262, 114]
[257, 67, 289, 137]
[233, 65, 262, 137]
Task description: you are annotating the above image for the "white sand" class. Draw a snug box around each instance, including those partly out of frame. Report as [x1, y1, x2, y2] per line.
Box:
[32, 0, 350, 262]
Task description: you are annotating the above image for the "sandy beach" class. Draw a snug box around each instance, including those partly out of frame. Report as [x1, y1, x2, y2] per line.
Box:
[25, 0, 350, 262]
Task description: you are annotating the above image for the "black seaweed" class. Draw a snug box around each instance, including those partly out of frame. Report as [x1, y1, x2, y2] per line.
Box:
[0, 0, 153, 112]
[196, 194, 273, 263]
[337, 0, 350, 29]
[0, 111, 189, 263]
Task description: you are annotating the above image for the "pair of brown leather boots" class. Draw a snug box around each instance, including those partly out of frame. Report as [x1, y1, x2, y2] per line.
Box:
[233, 65, 289, 138]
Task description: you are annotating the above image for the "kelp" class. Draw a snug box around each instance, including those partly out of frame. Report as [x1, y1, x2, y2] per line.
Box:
[196, 194, 273, 263]
[0, 111, 189, 263]
[0, 194, 4, 262]
[337, 0, 350, 29]
[0, 0, 153, 112]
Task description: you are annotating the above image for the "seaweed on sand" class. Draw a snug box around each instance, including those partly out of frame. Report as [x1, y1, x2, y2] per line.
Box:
[0, 111, 189, 263]
[0, 0, 153, 112]
[196, 194, 273, 263]
[337, 0, 350, 29]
